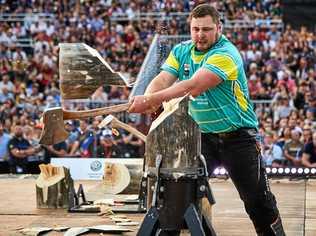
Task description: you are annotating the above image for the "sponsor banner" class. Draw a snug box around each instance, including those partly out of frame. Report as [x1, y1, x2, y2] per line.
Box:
[51, 158, 143, 180]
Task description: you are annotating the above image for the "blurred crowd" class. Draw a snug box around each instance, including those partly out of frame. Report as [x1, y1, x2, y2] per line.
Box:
[0, 0, 315, 174]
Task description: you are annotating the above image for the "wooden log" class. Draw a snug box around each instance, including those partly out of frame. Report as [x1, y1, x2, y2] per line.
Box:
[36, 164, 74, 208]
[145, 96, 201, 207]
[102, 163, 143, 194]
[144, 96, 214, 229]
[59, 43, 131, 99]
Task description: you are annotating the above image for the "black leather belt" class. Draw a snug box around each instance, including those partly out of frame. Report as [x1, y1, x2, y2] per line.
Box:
[210, 128, 257, 139]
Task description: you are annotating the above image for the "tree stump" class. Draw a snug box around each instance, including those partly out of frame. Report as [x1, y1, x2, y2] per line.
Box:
[36, 164, 74, 209]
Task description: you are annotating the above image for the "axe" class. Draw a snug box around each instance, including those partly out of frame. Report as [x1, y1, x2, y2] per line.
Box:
[39, 102, 131, 145]
[98, 115, 146, 142]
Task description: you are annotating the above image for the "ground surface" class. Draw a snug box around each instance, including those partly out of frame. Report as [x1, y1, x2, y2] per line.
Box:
[0, 176, 315, 236]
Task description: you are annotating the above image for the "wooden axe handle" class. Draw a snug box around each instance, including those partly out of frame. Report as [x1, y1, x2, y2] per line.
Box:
[112, 118, 146, 142]
[63, 102, 131, 120]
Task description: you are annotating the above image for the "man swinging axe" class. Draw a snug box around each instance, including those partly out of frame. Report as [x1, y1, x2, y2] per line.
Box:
[129, 4, 286, 236]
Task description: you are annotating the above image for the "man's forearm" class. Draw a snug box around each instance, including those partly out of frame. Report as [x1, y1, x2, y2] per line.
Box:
[148, 79, 194, 105]
[145, 72, 177, 95]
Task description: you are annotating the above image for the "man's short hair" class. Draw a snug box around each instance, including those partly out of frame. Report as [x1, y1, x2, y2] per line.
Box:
[190, 4, 220, 24]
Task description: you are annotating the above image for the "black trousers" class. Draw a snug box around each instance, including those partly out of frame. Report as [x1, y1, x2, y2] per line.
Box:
[202, 128, 284, 235]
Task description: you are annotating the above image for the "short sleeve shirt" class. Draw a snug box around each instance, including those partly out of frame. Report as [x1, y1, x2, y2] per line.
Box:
[161, 35, 258, 133]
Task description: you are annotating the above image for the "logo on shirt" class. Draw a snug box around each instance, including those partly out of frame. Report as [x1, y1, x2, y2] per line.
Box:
[184, 64, 190, 76]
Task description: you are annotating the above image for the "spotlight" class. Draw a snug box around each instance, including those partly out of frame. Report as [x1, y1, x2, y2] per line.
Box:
[291, 168, 297, 174]
[278, 168, 284, 174]
[266, 167, 271, 174]
[298, 168, 303, 174]
[219, 168, 226, 175]
[304, 168, 310, 174]
[214, 168, 220, 175]
[311, 168, 316, 174]
[272, 168, 277, 174]
[284, 168, 290, 174]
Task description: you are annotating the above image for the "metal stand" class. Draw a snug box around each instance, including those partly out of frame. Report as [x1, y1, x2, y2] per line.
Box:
[68, 184, 99, 213]
[137, 155, 217, 236]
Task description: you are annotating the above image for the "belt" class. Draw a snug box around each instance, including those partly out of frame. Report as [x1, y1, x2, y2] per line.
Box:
[211, 128, 257, 139]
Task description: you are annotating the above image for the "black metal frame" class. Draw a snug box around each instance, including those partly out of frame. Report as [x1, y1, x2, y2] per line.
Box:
[137, 155, 217, 236]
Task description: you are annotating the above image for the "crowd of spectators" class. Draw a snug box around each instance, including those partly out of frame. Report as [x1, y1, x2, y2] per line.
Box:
[0, 0, 315, 174]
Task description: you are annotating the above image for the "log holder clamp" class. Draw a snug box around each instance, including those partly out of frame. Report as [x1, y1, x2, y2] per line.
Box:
[137, 155, 217, 236]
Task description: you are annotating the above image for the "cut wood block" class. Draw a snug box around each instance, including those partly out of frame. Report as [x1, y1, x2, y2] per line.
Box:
[102, 163, 142, 194]
[36, 164, 74, 209]
[59, 43, 132, 99]
[102, 163, 130, 194]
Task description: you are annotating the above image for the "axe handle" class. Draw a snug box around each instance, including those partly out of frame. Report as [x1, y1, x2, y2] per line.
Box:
[63, 102, 131, 120]
[112, 118, 146, 142]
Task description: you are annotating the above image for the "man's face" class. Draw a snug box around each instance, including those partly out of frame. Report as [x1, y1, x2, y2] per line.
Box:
[190, 16, 220, 52]
[14, 126, 23, 138]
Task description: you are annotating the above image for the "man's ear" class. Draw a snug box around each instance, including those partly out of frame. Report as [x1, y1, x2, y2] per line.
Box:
[217, 23, 223, 33]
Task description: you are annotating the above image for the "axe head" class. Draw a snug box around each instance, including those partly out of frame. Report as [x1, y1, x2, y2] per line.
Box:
[39, 107, 69, 145]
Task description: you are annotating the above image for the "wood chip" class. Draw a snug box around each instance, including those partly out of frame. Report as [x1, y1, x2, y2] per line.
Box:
[94, 198, 115, 206]
[20, 227, 52, 236]
[111, 218, 131, 223]
[116, 222, 139, 226]
[64, 227, 89, 236]
[109, 214, 127, 219]
[88, 225, 132, 232]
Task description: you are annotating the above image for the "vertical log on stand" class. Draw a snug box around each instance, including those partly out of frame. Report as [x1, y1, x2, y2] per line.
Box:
[144, 96, 213, 231]
[145, 96, 201, 206]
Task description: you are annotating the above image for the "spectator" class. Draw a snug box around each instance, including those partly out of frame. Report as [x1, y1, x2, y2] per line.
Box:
[276, 70, 297, 96]
[8, 125, 41, 173]
[97, 129, 121, 158]
[23, 125, 44, 173]
[69, 120, 95, 157]
[0, 121, 11, 173]
[261, 131, 285, 167]
[120, 119, 143, 158]
[273, 96, 294, 124]
[64, 121, 80, 154]
[302, 125, 313, 144]
[301, 132, 316, 167]
[0, 73, 14, 93]
[42, 141, 68, 163]
[283, 129, 304, 166]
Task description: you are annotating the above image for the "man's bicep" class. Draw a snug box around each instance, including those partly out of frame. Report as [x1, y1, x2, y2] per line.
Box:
[189, 68, 222, 97]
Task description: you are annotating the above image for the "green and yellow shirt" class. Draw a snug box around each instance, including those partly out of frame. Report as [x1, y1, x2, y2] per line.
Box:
[161, 35, 258, 133]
